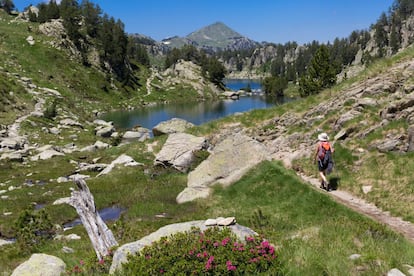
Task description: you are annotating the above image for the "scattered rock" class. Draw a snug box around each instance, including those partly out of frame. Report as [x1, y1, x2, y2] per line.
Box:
[349, 254, 361, 260]
[31, 149, 64, 161]
[53, 197, 71, 205]
[56, 177, 69, 183]
[376, 139, 401, 153]
[93, 119, 113, 126]
[387, 268, 406, 276]
[60, 118, 83, 128]
[204, 218, 217, 226]
[11, 253, 66, 276]
[0, 152, 23, 162]
[95, 125, 115, 137]
[121, 129, 150, 144]
[354, 97, 378, 108]
[64, 234, 81, 240]
[217, 217, 236, 226]
[0, 238, 14, 247]
[26, 36, 35, 46]
[97, 154, 142, 177]
[62, 246, 74, 254]
[49, 127, 60, 135]
[0, 137, 27, 150]
[362, 185, 373, 194]
[152, 118, 194, 136]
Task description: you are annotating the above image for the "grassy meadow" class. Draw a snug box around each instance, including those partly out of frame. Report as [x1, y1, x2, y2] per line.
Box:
[1, 9, 414, 275]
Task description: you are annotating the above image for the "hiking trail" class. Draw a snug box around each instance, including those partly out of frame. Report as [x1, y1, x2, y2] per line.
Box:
[299, 173, 414, 242]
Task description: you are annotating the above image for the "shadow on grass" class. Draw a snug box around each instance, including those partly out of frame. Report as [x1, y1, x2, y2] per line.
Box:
[329, 176, 340, 190]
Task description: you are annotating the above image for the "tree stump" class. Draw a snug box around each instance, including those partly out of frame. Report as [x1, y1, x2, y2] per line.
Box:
[68, 177, 118, 260]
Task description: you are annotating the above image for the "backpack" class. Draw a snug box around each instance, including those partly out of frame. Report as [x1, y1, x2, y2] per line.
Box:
[317, 142, 332, 167]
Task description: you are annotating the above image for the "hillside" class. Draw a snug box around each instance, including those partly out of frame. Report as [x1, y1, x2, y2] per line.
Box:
[2, 2, 414, 275]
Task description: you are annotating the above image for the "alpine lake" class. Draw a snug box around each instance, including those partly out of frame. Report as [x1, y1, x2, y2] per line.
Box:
[102, 79, 290, 135]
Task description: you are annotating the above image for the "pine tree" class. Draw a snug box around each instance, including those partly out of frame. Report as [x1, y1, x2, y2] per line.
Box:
[0, 0, 15, 14]
[81, 0, 102, 38]
[374, 12, 389, 57]
[299, 45, 336, 96]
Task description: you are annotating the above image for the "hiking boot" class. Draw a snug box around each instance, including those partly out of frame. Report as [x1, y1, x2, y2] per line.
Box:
[320, 181, 327, 190]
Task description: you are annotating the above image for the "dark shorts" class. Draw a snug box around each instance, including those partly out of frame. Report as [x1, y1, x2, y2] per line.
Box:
[318, 160, 328, 172]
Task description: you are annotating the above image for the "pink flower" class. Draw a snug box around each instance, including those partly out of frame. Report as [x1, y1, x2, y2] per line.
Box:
[249, 257, 258, 263]
[213, 241, 219, 247]
[226, 260, 237, 271]
[246, 236, 255, 242]
[261, 240, 270, 248]
[205, 256, 214, 270]
[160, 269, 165, 274]
[79, 260, 85, 265]
[221, 237, 230, 246]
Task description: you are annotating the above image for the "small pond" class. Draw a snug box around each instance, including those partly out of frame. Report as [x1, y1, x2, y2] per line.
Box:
[63, 206, 125, 229]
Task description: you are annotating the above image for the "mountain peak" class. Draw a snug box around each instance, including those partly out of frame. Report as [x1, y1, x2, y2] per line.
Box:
[187, 22, 243, 44]
[161, 22, 258, 51]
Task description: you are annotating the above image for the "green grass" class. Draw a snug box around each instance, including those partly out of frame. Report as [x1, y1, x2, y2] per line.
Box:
[203, 161, 414, 275]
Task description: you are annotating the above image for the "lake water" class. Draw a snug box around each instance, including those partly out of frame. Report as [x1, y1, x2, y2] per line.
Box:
[102, 80, 287, 131]
[63, 206, 125, 228]
[224, 79, 262, 91]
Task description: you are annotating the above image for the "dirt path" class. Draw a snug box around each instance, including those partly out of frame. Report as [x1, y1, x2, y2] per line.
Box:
[299, 173, 414, 243]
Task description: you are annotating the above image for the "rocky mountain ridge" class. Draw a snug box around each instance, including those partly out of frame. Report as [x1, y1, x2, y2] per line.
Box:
[160, 22, 258, 52]
[225, 14, 414, 79]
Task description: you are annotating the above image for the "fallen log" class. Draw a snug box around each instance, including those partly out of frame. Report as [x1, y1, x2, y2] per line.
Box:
[68, 176, 118, 260]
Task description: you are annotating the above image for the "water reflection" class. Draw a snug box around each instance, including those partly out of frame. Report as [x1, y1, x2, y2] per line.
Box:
[102, 94, 288, 132]
[63, 206, 125, 228]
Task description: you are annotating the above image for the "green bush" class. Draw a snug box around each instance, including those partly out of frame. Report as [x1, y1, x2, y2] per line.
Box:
[44, 99, 57, 120]
[121, 226, 279, 275]
[14, 208, 54, 254]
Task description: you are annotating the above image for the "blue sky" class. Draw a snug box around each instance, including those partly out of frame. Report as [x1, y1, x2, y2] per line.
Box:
[13, 0, 394, 44]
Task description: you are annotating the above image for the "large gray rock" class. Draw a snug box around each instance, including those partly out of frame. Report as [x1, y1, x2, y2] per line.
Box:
[11, 253, 66, 276]
[109, 220, 258, 274]
[60, 118, 83, 128]
[0, 137, 27, 150]
[176, 133, 270, 203]
[0, 152, 23, 162]
[95, 125, 115, 138]
[154, 133, 207, 172]
[31, 149, 64, 161]
[152, 118, 194, 136]
[97, 154, 142, 177]
[121, 128, 150, 144]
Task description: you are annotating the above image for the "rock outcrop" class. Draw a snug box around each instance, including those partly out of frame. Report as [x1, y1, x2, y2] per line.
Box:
[11, 253, 66, 276]
[152, 117, 194, 136]
[176, 133, 271, 203]
[154, 133, 207, 172]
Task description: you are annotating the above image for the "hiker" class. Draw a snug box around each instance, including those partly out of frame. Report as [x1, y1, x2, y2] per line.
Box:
[314, 132, 334, 191]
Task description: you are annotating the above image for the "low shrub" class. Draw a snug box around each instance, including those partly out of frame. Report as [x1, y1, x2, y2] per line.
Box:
[14, 208, 54, 254]
[121, 226, 279, 275]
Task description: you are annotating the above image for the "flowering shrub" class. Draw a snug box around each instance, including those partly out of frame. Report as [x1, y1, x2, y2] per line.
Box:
[121, 226, 279, 275]
[66, 251, 113, 275]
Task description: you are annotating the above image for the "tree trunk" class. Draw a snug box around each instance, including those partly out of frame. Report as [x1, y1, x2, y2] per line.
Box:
[68, 177, 118, 260]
